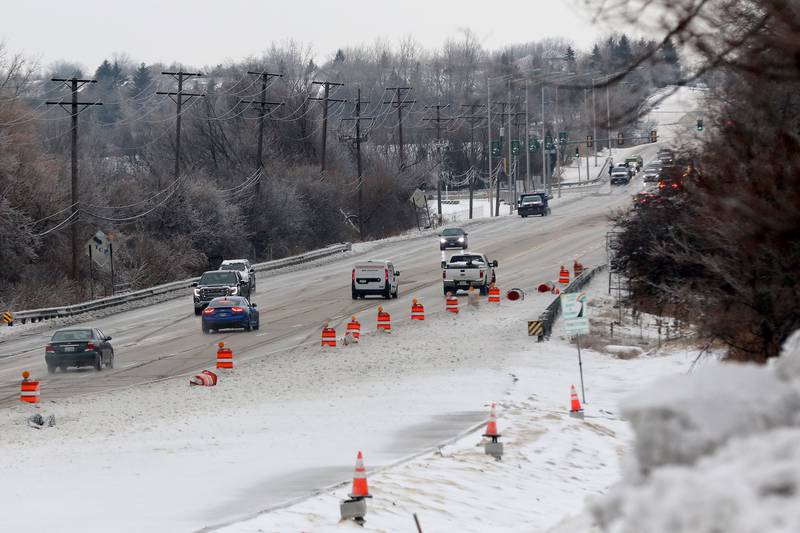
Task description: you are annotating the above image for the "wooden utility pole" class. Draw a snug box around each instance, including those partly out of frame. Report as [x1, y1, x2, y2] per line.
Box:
[340, 89, 373, 240]
[423, 104, 452, 221]
[459, 103, 486, 219]
[46, 77, 102, 280]
[383, 87, 415, 169]
[242, 70, 284, 192]
[157, 71, 204, 180]
[309, 80, 345, 176]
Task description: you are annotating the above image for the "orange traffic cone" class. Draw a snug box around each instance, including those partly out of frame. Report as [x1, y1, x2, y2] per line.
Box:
[482, 403, 503, 459]
[410, 299, 425, 321]
[445, 293, 459, 314]
[216, 342, 233, 369]
[569, 385, 584, 419]
[350, 451, 372, 499]
[321, 324, 337, 347]
[345, 316, 361, 343]
[20, 371, 40, 404]
[377, 307, 391, 333]
[487, 284, 501, 303]
[573, 260, 585, 278]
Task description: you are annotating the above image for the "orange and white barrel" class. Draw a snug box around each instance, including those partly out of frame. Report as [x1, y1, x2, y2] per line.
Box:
[216, 342, 234, 369]
[20, 372, 39, 404]
[445, 295, 459, 314]
[410, 300, 425, 321]
[487, 285, 501, 303]
[558, 266, 570, 285]
[190, 370, 218, 386]
[376, 307, 392, 332]
[346, 317, 361, 343]
[321, 327, 337, 347]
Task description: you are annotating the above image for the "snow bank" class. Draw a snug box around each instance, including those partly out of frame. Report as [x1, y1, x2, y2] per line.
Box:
[587, 329, 800, 533]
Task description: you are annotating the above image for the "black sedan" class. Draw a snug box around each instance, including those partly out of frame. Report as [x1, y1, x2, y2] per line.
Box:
[45, 328, 114, 373]
[201, 296, 260, 333]
[439, 228, 469, 250]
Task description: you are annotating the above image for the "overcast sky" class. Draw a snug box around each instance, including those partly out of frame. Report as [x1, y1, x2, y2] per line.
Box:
[0, 0, 628, 71]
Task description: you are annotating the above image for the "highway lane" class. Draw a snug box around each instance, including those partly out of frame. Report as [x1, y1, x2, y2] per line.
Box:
[0, 149, 656, 407]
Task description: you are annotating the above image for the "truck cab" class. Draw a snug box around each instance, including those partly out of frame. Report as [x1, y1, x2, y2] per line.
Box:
[442, 253, 497, 295]
[517, 193, 551, 217]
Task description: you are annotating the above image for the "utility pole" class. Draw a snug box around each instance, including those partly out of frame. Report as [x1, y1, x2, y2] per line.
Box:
[606, 80, 612, 156]
[310, 80, 346, 176]
[525, 80, 531, 193]
[383, 87, 415, 170]
[46, 77, 102, 280]
[495, 101, 525, 215]
[423, 104, 452, 222]
[340, 89, 373, 240]
[157, 71, 204, 180]
[460, 103, 486, 219]
[242, 71, 284, 183]
[592, 77, 598, 167]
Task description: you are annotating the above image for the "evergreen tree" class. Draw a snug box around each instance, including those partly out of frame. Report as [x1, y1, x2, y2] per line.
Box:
[590, 44, 603, 71]
[334, 49, 346, 63]
[614, 35, 633, 68]
[564, 45, 576, 63]
[130, 63, 153, 100]
[95, 59, 113, 82]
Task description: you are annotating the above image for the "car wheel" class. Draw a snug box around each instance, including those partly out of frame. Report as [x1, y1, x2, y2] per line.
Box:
[480, 284, 488, 296]
[94, 354, 103, 371]
[254, 320, 260, 331]
[194, 307, 202, 316]
[444, 287, 451, 296]
[107, 352, 114, 369]
[351, 289, 358, 300]
[59, 365, 67, 372]
[47, 363, 56, 374]
[243, 321, 252, 331]
[392, 289, 398, 299]
[202, 324, 210, 333]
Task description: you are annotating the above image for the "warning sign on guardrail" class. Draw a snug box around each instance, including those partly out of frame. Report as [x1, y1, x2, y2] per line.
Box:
[2, 311, 13, 326]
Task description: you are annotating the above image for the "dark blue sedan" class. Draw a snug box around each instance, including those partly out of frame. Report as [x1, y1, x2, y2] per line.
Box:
[201, 296, 260, 333]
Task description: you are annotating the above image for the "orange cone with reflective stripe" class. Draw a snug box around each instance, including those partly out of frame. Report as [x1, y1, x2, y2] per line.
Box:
[445, 293, 459, 314]
[20, 371, 40, 404]
[558, 265, 570, 285]
[345, 316, 361, 343]
[349, 451, 372, 499]
[321, 325, 337, 347]
[376, 307, 391, 333]
[573, 260, 585, 278]
[488, 284, 501, 303]
[569, 385, 584, 418]
[410, 299, 425, 321]
[483, 402, 500, 437]
[216, 342, 234, 369]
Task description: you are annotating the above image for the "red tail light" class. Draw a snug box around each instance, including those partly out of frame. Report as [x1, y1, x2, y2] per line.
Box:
[479, 270, 484, 278]
[352, 268, 355, 281]
[85, 343, 96, 351]
[672, 183, 678, 188]
[45, 344, 54, 353]
[230, 307, 244, 313]
[385, 268, 389, 281]
[203, 307, 215, 315]
[443, 270, 446, 279]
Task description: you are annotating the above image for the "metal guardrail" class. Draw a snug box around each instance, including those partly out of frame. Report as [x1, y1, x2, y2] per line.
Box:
[559, 157, 612, 188]
[537, 264, 607, 340]
[11, 243, 352, 325]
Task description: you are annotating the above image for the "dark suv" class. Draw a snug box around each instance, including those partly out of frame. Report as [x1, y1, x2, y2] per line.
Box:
[45, 328, 114, 373]
[192, 270, 250, 315]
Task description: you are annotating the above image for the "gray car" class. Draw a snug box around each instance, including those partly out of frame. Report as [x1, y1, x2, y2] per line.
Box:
[45, 328, 114, 373]
[439, 228, 469, 250]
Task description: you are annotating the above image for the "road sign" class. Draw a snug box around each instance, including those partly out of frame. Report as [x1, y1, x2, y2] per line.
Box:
[2, 311, 12, 326]
[649, 130, 658, 143]
[511, 140, 521, 156]
[560, 292, 590, 335]
[528, 320, 544, 338]
[616, 132, 625, 146]
[528, 138, 540, 152]
[491, 139, 502, 157]
[410, 188, 427, 208]
[544, 135, 554, 150]
[87, 231, 111, 271]
[586, 135, 594, 148]
[558, 131, 568, 146]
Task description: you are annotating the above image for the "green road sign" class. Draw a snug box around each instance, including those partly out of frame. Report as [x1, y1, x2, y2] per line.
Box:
[491, 139, 502, 157]
[544, 135, 554, 150]
[560, 292, 590, 335]
[511, 140, 521, 156]
[528, 138, 540, 153]
[558, 131, 568, 146]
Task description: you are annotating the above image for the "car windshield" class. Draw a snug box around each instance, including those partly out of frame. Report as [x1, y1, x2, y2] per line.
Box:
[52, 329, 93, 342]
[221, 262, 246, 271]
[209, 297, 246, 308]
[199, 271, 238, 285]
[521, 196, 542, 205]
[441, 228, 464, 236]
[451, 255, 484, 264]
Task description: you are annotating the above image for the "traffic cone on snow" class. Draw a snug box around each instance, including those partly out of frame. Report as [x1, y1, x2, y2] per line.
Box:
[482, 402, 503, 459]
[344, 316, 361, 345]
[558, 265, 570, 285]
[340, 451, 372, 524]
[569, 385, 584, 419]
[410, 299, 425, 320]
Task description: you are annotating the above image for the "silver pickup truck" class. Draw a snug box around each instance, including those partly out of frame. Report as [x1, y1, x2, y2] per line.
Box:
[441, 253, 498, 295]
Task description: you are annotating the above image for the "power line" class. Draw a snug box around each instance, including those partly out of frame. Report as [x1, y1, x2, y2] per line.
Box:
[340, 88, 373, 240]
[241, 70, 284, 186]
[156, 71, 204, 181]
[423, 104, 452, 220]
[383, 87, 416, 170]
[309, 80, 346, 176]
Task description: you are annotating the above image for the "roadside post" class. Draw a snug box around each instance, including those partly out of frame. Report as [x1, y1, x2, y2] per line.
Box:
[561, 292, 590, 404]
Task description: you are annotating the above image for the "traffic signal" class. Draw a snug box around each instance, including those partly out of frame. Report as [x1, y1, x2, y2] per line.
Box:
[528, 138, 540, 153]
[649, 130, 658, 143]
[511, 140, 521, 156]
[696, 119, 704, 131]
[491, 140, 502, 157]
[558, 131, 568, 146]
[574, 147, 579, 157]
[586, 135, 593, 148]
[617, 132, 624, 146]
[544, 135, 554, 150]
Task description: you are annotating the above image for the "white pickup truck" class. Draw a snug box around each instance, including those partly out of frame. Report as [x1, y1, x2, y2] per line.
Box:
[441, 253, 498, 295]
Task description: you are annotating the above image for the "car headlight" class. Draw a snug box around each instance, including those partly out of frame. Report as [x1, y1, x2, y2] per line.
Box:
[440, 238, 446, 243]
[229, 287, 238, 295]
[458, 237, 464, 242]
[193, 289, 200, 297]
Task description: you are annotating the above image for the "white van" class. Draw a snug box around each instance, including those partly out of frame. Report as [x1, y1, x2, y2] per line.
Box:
[351, 260, 400, 299]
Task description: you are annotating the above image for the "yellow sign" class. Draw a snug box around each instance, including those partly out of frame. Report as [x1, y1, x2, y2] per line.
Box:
[2, 311, 12, 325]
[528, 320, 543, 337]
